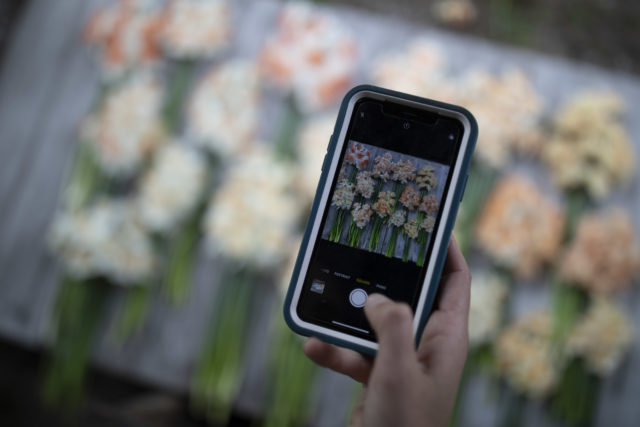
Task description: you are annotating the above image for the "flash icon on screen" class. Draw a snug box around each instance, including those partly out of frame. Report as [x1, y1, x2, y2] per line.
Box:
[448, 134, 455, 140]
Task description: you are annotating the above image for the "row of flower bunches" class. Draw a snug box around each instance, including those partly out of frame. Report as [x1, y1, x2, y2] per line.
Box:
[44, 2, 358, 426]
[42, 0, 640, 426]
[329, 143, 440, 264]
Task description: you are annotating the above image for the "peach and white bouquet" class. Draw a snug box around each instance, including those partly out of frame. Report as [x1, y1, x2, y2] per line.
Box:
[259, 3, 358, 112]
[476, 174, 565, 278]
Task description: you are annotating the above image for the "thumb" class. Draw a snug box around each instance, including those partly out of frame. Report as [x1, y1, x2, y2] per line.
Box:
[364, 294, 417, 369]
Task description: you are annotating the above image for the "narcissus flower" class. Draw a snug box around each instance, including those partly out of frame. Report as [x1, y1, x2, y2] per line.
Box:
[566, 298, 634, 376]
[81, 74, 166, 177]
[476, 174, 565, 278]
[188, 60, 260, 157]
[158, 0, 231, 59]
[495, 311, 557, 398]
[49, 199, 155, 285]
[137, 143, 208, 233]
[561, 209, 640, 294]
[259, 3, 358, 112]
[542, 91, 635, 199]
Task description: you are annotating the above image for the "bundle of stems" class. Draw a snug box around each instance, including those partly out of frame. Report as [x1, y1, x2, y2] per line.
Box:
[454, 161, 498, 256]
[329, 209, 348, 242]
[263, 318, 317, 427]
[42, 277, 110, 408]
[548, 190, 600, 426]
[163, 201, 207, 304]
[191, 268, 255, 425]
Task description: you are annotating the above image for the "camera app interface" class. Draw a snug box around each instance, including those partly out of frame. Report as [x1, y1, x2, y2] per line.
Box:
[297, 99, 463, 340]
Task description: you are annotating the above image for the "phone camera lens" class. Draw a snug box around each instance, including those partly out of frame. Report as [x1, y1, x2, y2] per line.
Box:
[403, 121, 411, 130]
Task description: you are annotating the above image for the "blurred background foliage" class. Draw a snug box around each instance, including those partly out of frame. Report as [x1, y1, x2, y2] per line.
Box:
[0, 1, 639, 427]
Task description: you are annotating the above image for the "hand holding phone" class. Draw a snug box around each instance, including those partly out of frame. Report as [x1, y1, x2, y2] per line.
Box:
[284, 85, 477, 354]
[304, 238, 471, 427]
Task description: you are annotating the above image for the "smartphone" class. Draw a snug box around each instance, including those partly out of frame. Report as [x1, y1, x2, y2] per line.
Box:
[284, 85, 477, 355]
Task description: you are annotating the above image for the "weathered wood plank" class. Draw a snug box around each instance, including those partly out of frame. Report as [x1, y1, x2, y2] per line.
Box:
[0, 1, 639, 426]
[0, 0, 99, 344]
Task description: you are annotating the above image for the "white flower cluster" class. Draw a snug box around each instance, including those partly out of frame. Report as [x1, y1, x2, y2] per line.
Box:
[49, 199, 154, 285]
[399, 186, 420, 210]
[158, 0, 231, 59]
[203, 145, 300, 270]
[188, 60, 259, 157]
[390, 209, 407, 227]
[566, 298, 634, 377]
[403, 217, 419, 239]
[372, 191, 395, 218]
[137, 143, 208, 233]
[391, 160, 416, 184]
[495, 311, 557, 398]
[351, 203, 373, 229]
[296, 115, 335, 199]
[458, 69, 544, 168]
[259, 3, 358, 112]
[331, 180, 355, 210]
[81, 74, 166, 177]
[420, 216, 435, 232]
[356, 171, 375, 198]
[542, 91, 636, 199]
[468, 272, 508, 347]
[372, 153, 393, 181]
[416, 165, 437, 191]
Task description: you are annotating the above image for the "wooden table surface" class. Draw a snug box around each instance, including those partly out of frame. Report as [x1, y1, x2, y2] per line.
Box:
[1, 1, 639, 426]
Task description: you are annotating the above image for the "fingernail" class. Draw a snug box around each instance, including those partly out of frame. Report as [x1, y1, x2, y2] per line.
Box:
[366, 293, 388, 308]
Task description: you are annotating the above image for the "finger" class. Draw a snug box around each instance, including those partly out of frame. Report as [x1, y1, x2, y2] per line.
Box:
[443, 236, 468, 275]
[436, 237, 471, 315]
[303, 337, 373, 383]
[364, 294, 417, 369]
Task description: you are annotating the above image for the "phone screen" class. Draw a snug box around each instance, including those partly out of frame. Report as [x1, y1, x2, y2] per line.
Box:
[296, 98, 464, 341]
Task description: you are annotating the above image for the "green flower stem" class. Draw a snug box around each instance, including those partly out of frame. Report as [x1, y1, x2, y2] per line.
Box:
[164, 203, 205, 304]
[368, 216, 384, 251]
[347, 221, 364, 248]
[329, 209, 347, 242]
[402, 234, 412, 262]
[551, 279, 588, 346]
[548, 189, 595, 426]
[371, 180, 384, 203]
[112, 285, 150, 342]
[454, 161, 498, 256]
[551, 359, 600, 427]
[42, 277, 110, 408]
[163, 59, 196, 133]
[416, 232, 429, 267]
[275, 96, 302, 161]
[264, 319, 317, 427]
[66, 141, 104, 210]
[385, 227, 400, 257]
[191, 268, 255, 425]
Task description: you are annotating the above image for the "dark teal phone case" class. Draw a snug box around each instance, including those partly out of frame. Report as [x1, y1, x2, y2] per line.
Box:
[283, 85, 478, 356]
